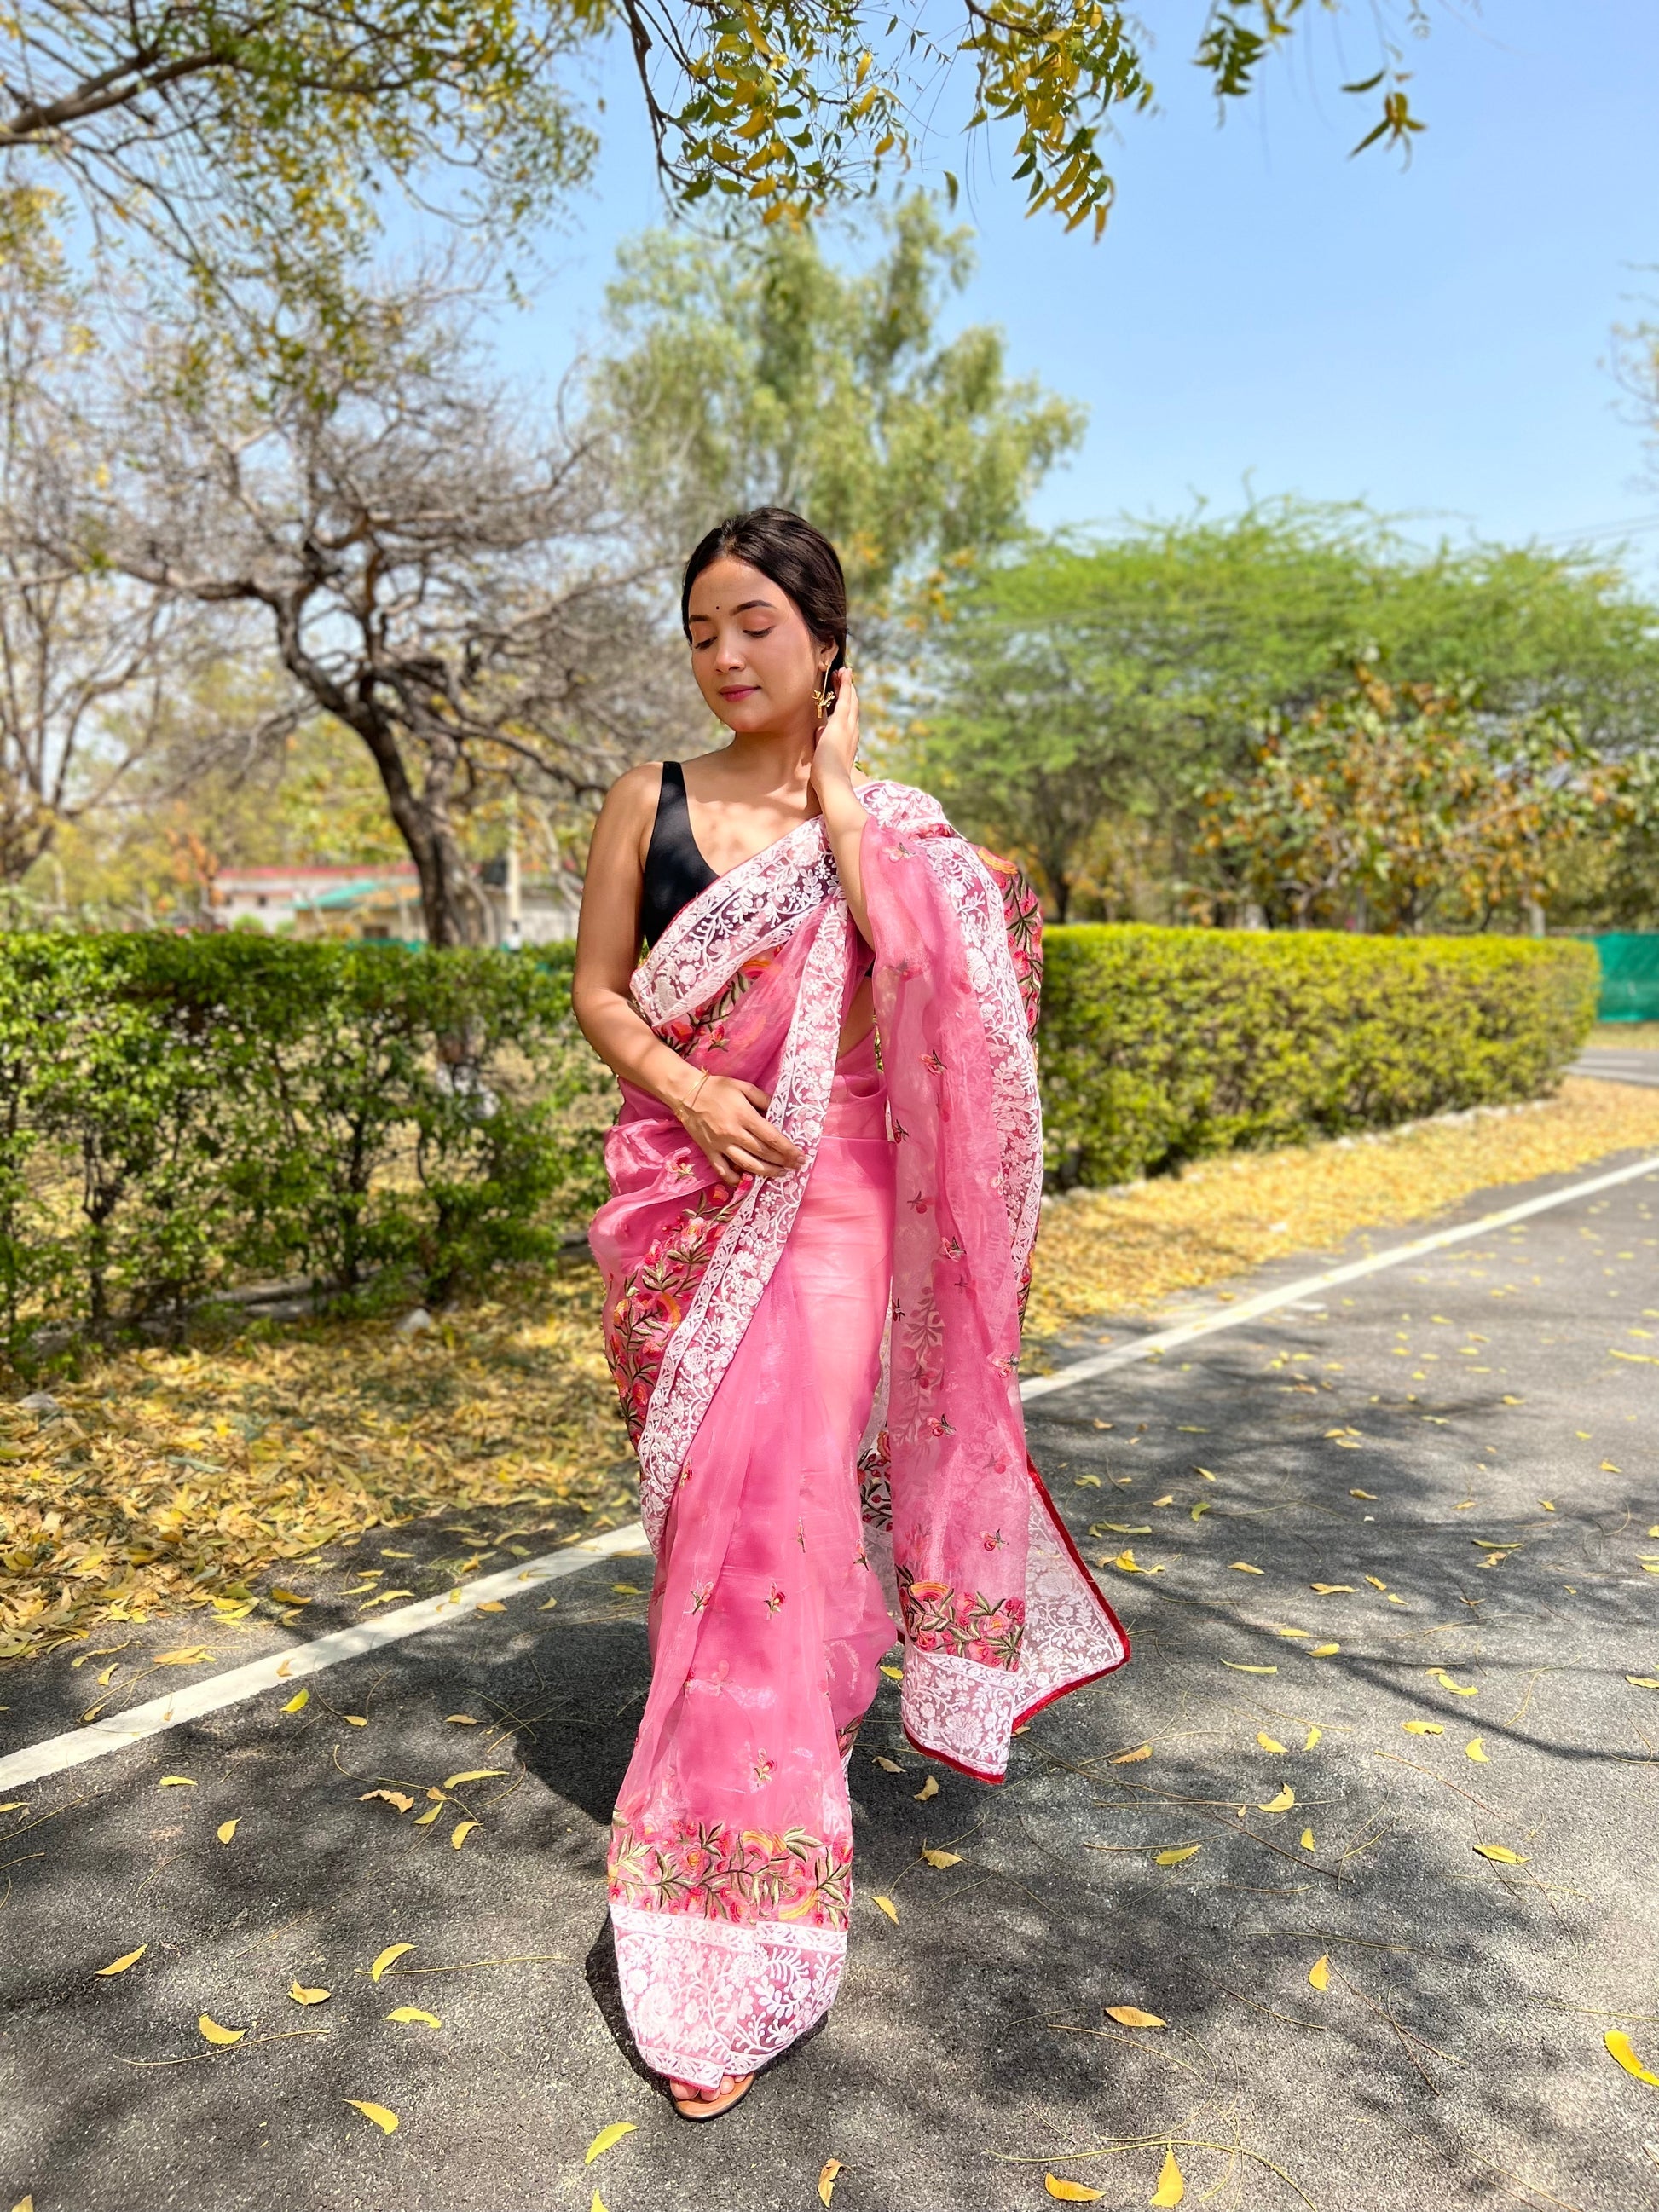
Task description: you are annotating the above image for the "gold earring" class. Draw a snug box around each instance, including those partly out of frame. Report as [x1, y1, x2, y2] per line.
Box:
[814, 668, 835, 719]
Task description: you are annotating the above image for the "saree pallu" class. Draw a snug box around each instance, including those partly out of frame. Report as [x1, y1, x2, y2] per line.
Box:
[590, 780, 1129, 2089]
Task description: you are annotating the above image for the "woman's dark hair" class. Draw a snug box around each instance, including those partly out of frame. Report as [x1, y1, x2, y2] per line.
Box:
[680, 507, 847, 676]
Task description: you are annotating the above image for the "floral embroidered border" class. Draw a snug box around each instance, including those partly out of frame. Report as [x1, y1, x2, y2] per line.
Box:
[610, 1809, 853, 1928]
[897, 1567, 1026, 1669]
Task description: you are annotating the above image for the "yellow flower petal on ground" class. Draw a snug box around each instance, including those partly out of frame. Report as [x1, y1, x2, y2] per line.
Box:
[1105, 2006, 1165, 2028]
[1605, 2030, 1659, 2086]
[1044, 2179, 1105, 2203]
[1150, 2148, 1186, 2206]
[95, 1945, 147, 1978]
[198, 2015, 246, 2046]
[1308, 1955, 1330, 1990]
[344, 2099, 399, 2134]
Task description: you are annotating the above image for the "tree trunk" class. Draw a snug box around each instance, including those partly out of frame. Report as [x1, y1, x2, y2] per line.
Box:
[343, 703, 482, 948]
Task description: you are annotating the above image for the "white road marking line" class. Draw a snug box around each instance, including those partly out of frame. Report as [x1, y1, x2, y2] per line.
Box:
[1019, 1149, 1659, 1402]
[0, 1524, 651, 1793]
[7, 1147, 1655, 1794]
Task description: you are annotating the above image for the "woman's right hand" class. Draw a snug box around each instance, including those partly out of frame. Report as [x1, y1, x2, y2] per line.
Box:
[679, 1075, 805, 1187]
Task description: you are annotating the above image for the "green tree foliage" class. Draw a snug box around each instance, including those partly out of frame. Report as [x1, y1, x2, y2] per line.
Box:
[0, 1, 1438, 321]
[592, 196, 1084, 614]
[1194, 669, 1610, 933]
[906, 502, 1659, 921]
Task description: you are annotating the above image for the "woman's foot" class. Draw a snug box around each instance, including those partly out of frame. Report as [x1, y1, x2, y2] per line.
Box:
[668, 2071, 754, 2121]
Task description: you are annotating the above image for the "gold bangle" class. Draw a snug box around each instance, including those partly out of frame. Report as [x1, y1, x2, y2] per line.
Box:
[675, 1069, 710, 1123]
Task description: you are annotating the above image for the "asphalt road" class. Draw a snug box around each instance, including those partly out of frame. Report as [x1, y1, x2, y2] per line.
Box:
[1572, 1048, 1659, 1089]
[3, 1144, 1658, 2212]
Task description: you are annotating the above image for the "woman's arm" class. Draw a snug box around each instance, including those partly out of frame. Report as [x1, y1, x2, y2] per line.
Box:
[809, 672, 871, 944]
[571, 765, 806, 1188]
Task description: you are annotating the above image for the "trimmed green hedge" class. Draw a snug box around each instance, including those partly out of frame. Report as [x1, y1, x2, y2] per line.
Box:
[1038, 925, 1598, 1188]
[0, 933, 615, 1363]
[0, 923, 1599, 1363]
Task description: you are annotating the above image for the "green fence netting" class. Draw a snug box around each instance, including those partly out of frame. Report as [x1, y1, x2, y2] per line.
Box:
[1581, 933, 1659, 1022]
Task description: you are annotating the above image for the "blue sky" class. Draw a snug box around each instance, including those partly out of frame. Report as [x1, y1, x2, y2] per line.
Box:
[496, 1, 1659, 569]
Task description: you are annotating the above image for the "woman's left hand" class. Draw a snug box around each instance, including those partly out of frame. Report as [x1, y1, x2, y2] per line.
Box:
[810, 669, 859, 797]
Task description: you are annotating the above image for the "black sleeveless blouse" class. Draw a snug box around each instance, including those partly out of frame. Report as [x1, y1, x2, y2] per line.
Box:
[640, 760, 720, 950]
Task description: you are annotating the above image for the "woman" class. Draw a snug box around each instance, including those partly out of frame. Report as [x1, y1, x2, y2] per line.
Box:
[573, 507, 1127, 2121]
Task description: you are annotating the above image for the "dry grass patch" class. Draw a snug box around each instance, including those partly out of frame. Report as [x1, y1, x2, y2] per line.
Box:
[0, 1261, 625, 1660]
[1024, 1074, 1659, 1342]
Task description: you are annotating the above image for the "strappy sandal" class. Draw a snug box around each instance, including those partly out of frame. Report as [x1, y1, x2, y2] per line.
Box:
[668, 2072, 754, 2122]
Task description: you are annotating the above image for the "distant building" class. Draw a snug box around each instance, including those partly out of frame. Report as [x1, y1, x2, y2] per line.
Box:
[211, 861, 580, 944]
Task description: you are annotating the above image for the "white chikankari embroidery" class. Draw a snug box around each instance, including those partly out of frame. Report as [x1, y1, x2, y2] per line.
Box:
[610, 1902, 846, 2091]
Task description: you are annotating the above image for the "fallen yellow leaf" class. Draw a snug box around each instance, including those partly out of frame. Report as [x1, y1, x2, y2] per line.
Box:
[1465, 1738, 1489, 1763]
[1256, 1734, 1287, 1753]
[1310, 1584, 1353, 1594]
[269, 1589, 309, 1607]
[477, 1599, 507, 1612]
[1473, 1844, 1528, 1865]
[1194, 1465, 1216, 1481]
[450, 1820, 478, 1849]
[1601, 1460, 1622, 1474]
[1308, 1643, 1340, 1657]
[872, 1895, 899, 1923]
[1604, 2030, 1659, 2087]
[879, 1665, 903, 1681]
[344, 2099, 399, 2134]
[360, 1790, 414, 1814]
[413, 1803, 443, 1827]
[341, 1715, 368, 1727]
[198, 2014, 246, 2046]
[1627, 1676, 1659, 1690]
[95, 1945, 147, 1978]
[217, 1819, 239, 1845]
[281, 1689, 309, 1712]
[1363, 1576, 1387, 1591]
[1304, 1726, 1322, 1750]
[369, 1943, 413, 1983]
[590, 2192, 608, 2212]
[1258, 1786, 1295, 1813]
[447, 1714, 481, 1724]
[1221, 1661, 1277, 1674]
[1110, 1743, 1153, 1764]
[1044, 2178, 1105, 2203]
[1104, 2006, 1165, 2028]
[385, 2007, 441, 2029]
[914, 1776, 939, 1802]
[1402, 1721, 1444, 1735]
[158, 1776, 195, 1788]
[873, 1755, 904, 1773]
[921, 1847, 962, 1868]
[1431, 1671, 1478, 1695]
[1150, 2147, 1186, 2206]
[1228, 1562, 1263, 1574]
[1308, 1955, 1330, 1990]
[1153, 1845, 1201, 1867]
[154, 1647, 211, 1666]
[1300, 1828, 1315, 1850]
[818, 2158, 845, 2207]
[289, 1983, 331, 2005]
[442, 1770, 506, 1791]
[1350, 1489, 1377, 1500]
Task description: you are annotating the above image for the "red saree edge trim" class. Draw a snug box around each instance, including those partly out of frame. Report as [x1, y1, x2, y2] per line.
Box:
[897, 1458, 1134, 1783]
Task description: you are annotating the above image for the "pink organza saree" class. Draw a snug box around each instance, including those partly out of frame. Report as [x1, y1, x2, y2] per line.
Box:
[588, 780, 1128, 2090]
